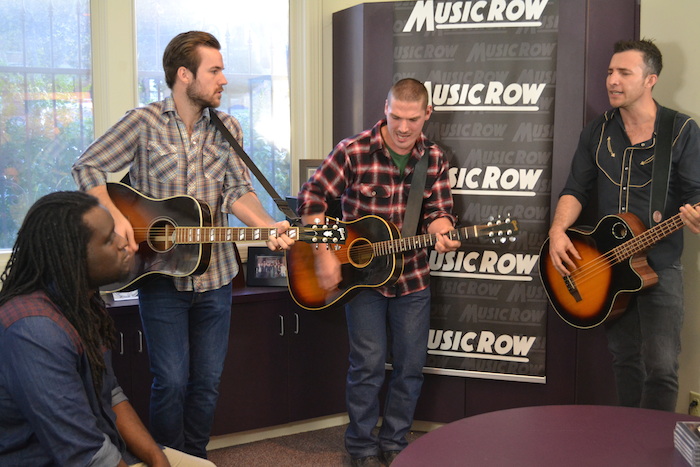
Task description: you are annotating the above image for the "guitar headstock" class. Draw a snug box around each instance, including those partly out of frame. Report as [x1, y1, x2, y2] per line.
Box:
[478, 215, 519, 244]
[298, 223, 347, 245]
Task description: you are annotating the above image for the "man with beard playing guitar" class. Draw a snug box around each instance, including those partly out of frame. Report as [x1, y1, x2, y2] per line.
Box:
[547, 39, 700, 412]
[72, 31, 295, 458]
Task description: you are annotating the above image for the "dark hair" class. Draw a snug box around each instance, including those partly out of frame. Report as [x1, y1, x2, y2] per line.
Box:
[0, 191, 115, 394]
[163, 31, 221, 89]
[614, 38, 663, 76]
[388, 78, 430, 109]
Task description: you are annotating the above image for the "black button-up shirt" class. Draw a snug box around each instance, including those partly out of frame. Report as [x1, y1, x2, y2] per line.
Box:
[561, 104, 700, 270]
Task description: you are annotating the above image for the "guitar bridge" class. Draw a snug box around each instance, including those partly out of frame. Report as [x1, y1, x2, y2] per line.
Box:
[563, 275, 582, 302]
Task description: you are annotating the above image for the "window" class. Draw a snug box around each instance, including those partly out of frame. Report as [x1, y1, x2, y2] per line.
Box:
[0, 0, 92, 250]
[0, 0, 291, 254]
[135, 0, 291, 223]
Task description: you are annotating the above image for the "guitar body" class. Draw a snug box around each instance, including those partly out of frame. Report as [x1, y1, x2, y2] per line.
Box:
[539, 212, 659, 329]
[104, 182, 212, 292]
[286, 215, 403, 311]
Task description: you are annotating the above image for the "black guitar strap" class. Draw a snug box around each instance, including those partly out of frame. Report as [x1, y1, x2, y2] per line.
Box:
[401, 153, 429, 237]
[649, 107, 677, 226]
[209, 108, 300, 223]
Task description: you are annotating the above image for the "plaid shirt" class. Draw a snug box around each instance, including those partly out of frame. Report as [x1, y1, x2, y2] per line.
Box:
[297, 119, 456, 297]
[72, 97, 253, 292]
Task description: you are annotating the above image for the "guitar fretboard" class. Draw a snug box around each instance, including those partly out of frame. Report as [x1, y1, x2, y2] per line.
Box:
[611, 203, 700, 263]
[373, 223, 515, 256]
[174, 226, 297, 244]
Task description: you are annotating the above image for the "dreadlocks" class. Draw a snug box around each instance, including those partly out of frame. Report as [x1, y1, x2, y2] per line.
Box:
[0, 191, 116, 394]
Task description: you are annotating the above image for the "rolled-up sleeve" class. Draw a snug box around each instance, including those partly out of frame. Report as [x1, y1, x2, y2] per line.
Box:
[71, 109, 143, 191]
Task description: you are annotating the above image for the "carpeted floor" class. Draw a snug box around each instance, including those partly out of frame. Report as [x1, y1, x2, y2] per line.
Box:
[207, 424, 425, 467]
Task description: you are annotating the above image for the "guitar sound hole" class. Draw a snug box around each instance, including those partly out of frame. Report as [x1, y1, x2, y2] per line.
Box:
[611, 221, 629, 240]
[148, 219, 177, 253]
[348, 238, 373, 267]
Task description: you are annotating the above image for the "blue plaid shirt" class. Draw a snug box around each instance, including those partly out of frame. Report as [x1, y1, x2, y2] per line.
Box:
[73, 97, 253, 292]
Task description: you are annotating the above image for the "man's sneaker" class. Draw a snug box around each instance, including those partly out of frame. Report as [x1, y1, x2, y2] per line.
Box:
[383, 450, 402, 465]
[351, 455, 384, 467]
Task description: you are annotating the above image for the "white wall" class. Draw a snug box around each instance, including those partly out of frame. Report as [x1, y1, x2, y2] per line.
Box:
[641, 0, 700, 413]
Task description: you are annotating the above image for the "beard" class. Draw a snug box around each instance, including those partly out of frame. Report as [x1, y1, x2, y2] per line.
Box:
[186, 80, 221, 110]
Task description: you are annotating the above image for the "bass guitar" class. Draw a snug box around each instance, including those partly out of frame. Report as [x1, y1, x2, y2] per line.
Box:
[539, 208, 695, 329]
[103, 182, 346, 293]
[286, 215, 518, 311]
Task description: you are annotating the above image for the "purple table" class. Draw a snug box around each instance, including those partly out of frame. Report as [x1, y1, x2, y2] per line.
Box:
[394, 405, 700, 466]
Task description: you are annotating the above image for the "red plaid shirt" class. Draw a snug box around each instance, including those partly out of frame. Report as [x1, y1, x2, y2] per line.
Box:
[297, 119, 456, 297]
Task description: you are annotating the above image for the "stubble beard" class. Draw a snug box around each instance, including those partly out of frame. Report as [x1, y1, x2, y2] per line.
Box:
[186, 81, 220, 111]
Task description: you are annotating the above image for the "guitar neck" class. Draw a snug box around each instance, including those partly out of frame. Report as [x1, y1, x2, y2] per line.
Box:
[175, 226, 291, 244]
[373, 225, 484, 256]
[615, 203, 699, 261]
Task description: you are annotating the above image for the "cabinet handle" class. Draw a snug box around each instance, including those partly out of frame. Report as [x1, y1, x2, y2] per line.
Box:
[118, 332, 124, 355]
[294, 313, 300, 335]
[137, 330, 144, 353]
[279, 315, 284, 336]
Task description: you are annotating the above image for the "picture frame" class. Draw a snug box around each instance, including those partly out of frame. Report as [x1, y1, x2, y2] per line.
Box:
[246, 246, 288, 287]
[299, 159, 322, 188]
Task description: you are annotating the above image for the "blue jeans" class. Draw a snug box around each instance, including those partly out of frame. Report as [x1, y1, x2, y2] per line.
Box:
[344, 287, 431, 458]
[138, 277, 232, 458]
[605, 264, 684, 411]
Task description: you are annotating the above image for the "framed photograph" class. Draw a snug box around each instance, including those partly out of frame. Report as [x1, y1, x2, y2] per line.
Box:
[299, 159, 322, 188]
[246, 246, 288, 287]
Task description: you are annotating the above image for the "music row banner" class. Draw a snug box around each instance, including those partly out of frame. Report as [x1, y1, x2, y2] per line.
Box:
[392, 0, 558, 382]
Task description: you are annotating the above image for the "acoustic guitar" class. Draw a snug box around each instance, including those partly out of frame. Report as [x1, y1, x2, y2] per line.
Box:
[539, 208, 694, 329]
[103, 182, 345, 293]
[286, 214, 518, 311]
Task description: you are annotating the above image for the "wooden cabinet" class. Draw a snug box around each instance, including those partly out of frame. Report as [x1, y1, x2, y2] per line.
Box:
[108, 288, 349, 436]
[211, 287, 348, 435]
[108, 299, 152, 425]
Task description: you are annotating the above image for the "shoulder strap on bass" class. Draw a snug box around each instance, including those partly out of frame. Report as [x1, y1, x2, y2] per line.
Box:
[650, 107, 677, 226]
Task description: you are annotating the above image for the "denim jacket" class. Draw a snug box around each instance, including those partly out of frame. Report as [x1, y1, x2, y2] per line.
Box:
[0, 291, 127, 466]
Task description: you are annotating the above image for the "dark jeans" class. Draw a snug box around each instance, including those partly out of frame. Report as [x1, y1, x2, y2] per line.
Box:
[344, 287, 431, 458]
[138, 277, 232, 458]
[605, 264, 684, 411]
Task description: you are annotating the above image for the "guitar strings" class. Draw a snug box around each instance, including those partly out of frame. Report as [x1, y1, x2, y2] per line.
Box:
[126, 226, 314, 243]
[561, 212, 686, 289]
[318, 233, 441, 266]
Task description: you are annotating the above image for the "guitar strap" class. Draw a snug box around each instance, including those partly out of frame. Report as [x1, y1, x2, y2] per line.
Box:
[649, 107, 677, 226]
[401, 152, 429, 237]
[209, 108, 300, 223]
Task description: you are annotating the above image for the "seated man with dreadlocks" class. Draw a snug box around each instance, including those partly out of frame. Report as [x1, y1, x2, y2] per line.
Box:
[0, 191, 213, 466]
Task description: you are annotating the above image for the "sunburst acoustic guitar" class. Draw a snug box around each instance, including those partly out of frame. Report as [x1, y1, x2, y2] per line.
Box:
[103, 182, 345, 293]
[539, 207, 696, 329]
[286, 215, 518, 311]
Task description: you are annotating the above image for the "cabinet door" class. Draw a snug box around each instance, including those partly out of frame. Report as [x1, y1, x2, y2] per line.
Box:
[110, 305, 152, 425]
[211, 297, 289, 435]
[127, 315, 151, 424]
[111, 310, 133, 400]
[288, 303, 349, 421]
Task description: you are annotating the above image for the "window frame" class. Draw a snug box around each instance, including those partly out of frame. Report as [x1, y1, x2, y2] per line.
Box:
[0, 0, 323, 272]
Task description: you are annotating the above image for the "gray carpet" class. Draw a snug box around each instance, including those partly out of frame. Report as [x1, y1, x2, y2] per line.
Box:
[207, 424, 424, 466]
